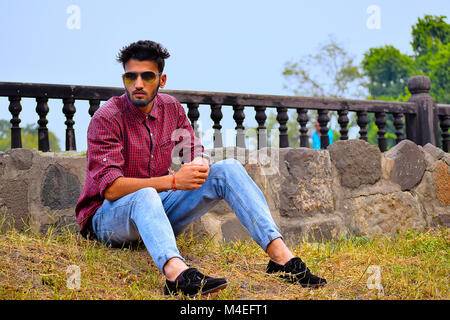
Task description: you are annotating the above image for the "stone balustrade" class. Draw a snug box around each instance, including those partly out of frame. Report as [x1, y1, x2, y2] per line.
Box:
[0, 139, 448, 244]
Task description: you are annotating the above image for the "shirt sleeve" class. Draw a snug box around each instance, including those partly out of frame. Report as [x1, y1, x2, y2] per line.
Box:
[174, 101, 206, 162]
[87, 113, 125, 198]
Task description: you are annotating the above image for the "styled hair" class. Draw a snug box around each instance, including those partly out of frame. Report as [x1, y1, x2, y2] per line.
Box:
[116, 40, 170, 73]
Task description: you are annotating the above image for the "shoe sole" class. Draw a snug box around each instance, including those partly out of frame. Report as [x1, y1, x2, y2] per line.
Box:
[166, 282, 229, 298]
[268, 272, 327, 289]
[193, 282, 228, 297]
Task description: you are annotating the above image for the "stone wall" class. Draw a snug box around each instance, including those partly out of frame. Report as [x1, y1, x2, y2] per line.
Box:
[0, 149, 85, 233]
[0, 139, 448, 245]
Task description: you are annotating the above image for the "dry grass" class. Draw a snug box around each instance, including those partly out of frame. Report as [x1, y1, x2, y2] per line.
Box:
[0, 223, 448, 300]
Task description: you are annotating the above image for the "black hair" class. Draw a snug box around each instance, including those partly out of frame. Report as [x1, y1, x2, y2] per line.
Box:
[116, 40, 170, 73]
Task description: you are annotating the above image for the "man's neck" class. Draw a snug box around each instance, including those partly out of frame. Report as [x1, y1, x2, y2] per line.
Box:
[140, 101, 154, 115]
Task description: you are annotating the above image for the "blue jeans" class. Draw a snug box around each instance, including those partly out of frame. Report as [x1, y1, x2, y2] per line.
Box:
[92, 159, 283, 272]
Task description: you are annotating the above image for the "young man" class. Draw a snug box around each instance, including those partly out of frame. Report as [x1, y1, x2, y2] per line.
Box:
[75, 40, 327, 297]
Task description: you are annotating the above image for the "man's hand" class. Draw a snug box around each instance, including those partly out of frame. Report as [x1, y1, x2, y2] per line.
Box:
[191, 156, 210, 167]
[174, 158, 209, 190]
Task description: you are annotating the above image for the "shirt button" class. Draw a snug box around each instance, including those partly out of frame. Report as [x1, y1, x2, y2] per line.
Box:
[151, 155, 154, 158]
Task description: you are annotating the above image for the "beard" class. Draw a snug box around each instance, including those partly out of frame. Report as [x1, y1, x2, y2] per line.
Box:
[126, 80, 160, 108]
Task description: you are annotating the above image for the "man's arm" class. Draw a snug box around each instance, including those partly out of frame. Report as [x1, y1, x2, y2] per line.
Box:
[104, 163, 210, 201]
[104, 175, 172, 201]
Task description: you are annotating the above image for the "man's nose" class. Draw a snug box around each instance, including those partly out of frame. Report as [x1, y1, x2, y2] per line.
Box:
[134, 75, 144, 89]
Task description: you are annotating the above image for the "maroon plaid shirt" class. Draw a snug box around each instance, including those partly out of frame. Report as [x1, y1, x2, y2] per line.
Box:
[75, 93, 204, 236]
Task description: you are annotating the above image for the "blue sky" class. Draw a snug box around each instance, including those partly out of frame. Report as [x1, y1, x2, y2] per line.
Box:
[1, 0, 449, 151]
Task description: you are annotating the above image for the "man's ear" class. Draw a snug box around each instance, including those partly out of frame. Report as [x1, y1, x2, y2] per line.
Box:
[159, 74, 167, 88]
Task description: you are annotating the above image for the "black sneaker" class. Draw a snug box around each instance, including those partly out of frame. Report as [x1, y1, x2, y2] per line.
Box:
[164, 267, 228, 297]
[266, 257, 327, 288]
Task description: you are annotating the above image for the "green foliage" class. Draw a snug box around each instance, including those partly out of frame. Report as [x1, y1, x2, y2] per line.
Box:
[362, 15, 450, 104]
[362, 45, 418, 101]
[0, 119, 61, 152]
[411, 15, 450, 58]
[422, 41, 450, 104]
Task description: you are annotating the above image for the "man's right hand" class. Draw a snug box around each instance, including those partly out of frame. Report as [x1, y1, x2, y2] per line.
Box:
[174, 163, 209, 191]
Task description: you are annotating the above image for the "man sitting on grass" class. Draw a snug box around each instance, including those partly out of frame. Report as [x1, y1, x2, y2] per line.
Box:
[75, 40, 327, 297]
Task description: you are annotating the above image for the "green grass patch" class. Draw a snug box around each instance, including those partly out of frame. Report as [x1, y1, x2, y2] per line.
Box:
[0, 225, 448, 300]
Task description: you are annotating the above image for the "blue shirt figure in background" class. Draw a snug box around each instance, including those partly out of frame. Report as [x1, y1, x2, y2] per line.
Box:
[312, 120, 333, 150]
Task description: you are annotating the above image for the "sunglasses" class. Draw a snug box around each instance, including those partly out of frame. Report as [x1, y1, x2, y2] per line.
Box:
[122, 71, 161, 85]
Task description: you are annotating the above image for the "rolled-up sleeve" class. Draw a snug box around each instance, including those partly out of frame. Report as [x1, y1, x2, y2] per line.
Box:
[87, 114, 124, 198]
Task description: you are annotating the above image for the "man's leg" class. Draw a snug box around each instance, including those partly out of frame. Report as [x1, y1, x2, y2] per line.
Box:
[91, 187, 184, 273]
[161, 158, 326, 288]
[91, 187, 228, 296]
[160, 158, 284, 254]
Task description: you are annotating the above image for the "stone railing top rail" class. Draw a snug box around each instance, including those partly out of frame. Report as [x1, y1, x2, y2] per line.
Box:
[0, 81, 438, 114]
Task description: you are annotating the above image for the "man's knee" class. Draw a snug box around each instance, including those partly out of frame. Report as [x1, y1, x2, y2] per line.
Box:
[132, 187, 159, 202]
[210, 158, 244, 176]
[130, 187, 163, 218]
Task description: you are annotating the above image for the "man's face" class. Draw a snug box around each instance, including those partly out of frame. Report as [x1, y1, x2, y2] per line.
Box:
[123, 59, 167, 109]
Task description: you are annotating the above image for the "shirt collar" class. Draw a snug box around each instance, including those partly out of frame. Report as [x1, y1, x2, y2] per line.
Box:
[123, 93, 161, 122]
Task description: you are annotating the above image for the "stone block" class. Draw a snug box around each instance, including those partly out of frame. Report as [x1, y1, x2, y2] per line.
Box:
[279, 214, 346, 244]
[7, 148, 35, 170]
[385, 140, 426, 191]
[221, 217, 251, 242]
[341, 192, 427, 237]
[414, 170, 450, 228]
[41, 164, 81, 210]
[328, 139, 381, 189]
[423, 143, 445, 160]
[279, 148, 334, 217]
[435, 160, 450, 206]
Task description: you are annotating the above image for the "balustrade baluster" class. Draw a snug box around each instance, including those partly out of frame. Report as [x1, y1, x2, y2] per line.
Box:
[439, 114, 450, 152]
[357, 111, 369, 142]
[233, 105, 245, 148]
[318, 109, 330, 149]
[276, 107, 289, 148]
[36, 97, 50, 152]
[8, 96, 22, 148]
[63, 97, 77, 151]
[375, 112, 387, 152]
[297, 108, 309, 147]
[393, 113, 404, 144]
[210, 104, 223, 148]
[187, 103, 200, 138]
[337, 109, 349, 140]
[89, 99, 100, 117]
[255, 106, 267, 150]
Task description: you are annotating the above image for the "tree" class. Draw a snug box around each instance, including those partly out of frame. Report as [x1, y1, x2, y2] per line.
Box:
[412, 15, 450, 104]
[362, 15, 450, 103]
[411, 15, 450, 58]
[361, 15, 449, 150]
[283, 35, 367, 99]
[0, 120, 61, 152]
[361, 45, 417, 101]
